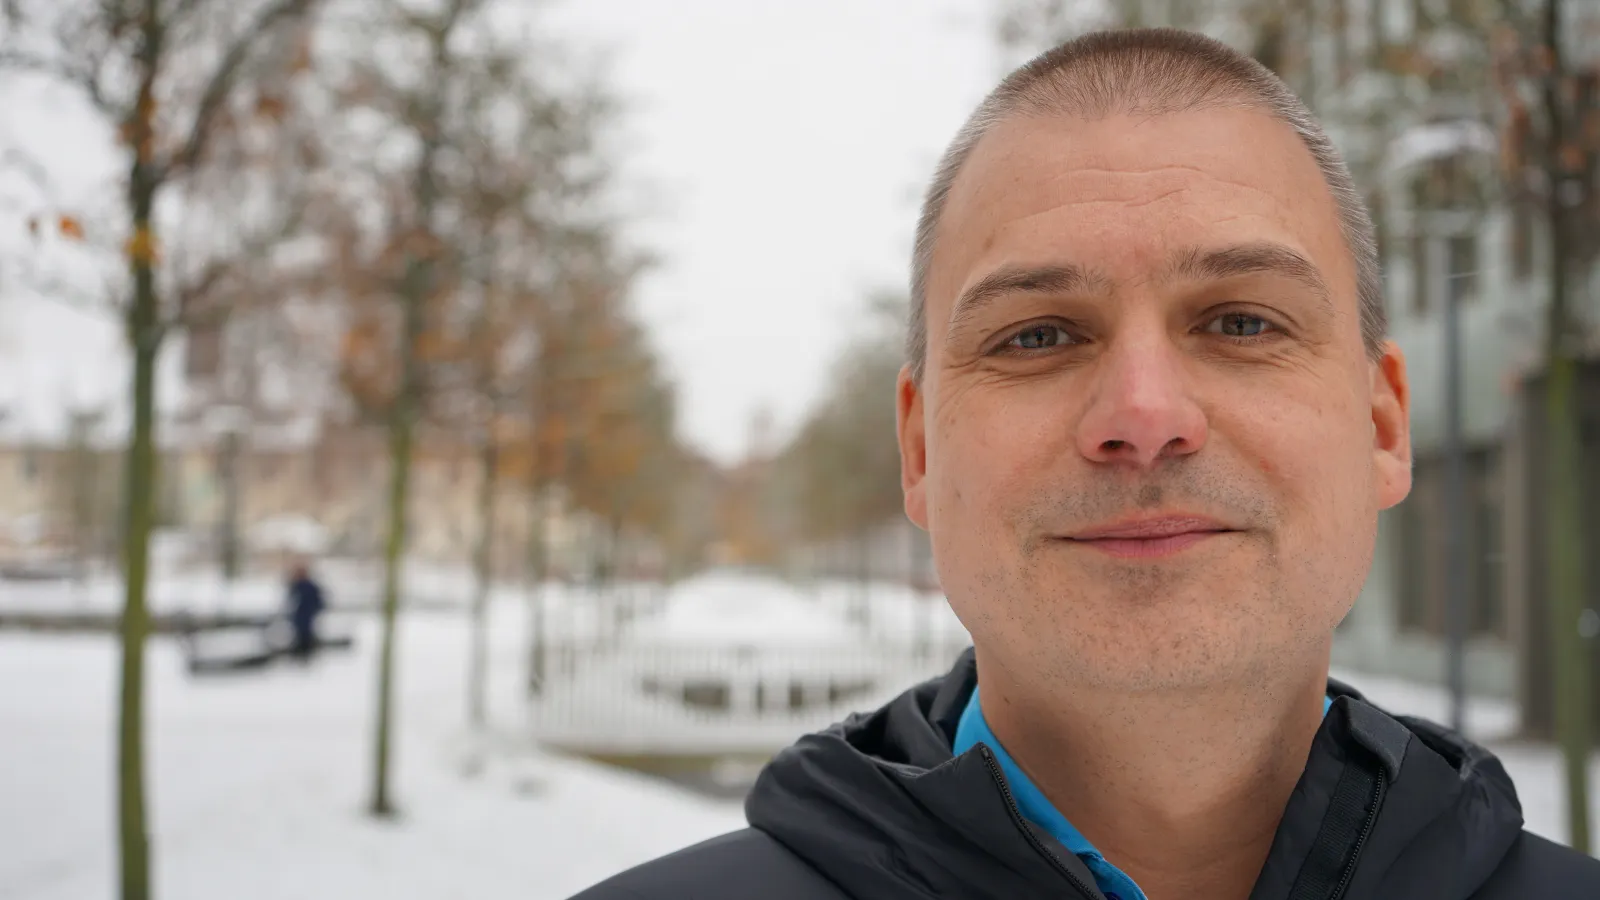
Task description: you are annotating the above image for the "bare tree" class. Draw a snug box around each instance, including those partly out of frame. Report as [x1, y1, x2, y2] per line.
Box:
[1491, 0, 1600, 853]
[763, 292, 906, 584]
[2, 2, 322, 896]
[308, 0, 612, 815]
[350, 0, 478, 819]
[431, 44, 622, 728]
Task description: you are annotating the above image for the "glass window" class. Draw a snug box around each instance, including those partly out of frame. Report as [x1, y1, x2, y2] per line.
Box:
[1396, 460, 1441, 633]
[1396, 449, 1506, 639]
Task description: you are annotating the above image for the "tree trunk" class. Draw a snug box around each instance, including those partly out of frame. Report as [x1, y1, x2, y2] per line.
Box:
[607, 514, 625, 646]
[70, 413, 97, 583]
[368, 9, 459, 814]
[368, 281, 421, 818]
[118, 19, 163, 892]
[368, 171, 438, 822]
[526, 479, 548, 697]
[855, 530, 871, 631]
[118, 254, 157, 900]
[118, 293, 159, 900]
[218, 428, 242, 585]
[1545, 355, 1591, 853]
[525, 371, 551, 697]
[1540, 0, 1592, 855]
[468, 437, 498, 728]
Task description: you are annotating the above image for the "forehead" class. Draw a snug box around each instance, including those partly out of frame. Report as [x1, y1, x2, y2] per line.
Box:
[927, 106, 1354, 317]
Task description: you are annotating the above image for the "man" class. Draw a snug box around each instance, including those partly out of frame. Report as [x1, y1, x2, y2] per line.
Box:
[572, 28, 1600, 899]
[284, 560, 325, 661]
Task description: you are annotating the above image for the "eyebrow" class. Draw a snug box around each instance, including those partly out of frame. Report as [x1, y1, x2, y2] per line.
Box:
[948, 263, 1110, 333]
[1165, 242, 1333, 311]
[946, 241, 1333, 334]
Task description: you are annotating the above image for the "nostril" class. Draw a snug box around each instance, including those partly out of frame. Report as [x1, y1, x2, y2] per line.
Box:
[1103, 439, 1127, 451]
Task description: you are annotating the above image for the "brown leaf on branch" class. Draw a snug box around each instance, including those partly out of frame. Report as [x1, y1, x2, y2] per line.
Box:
[1560, 143, 1586, 173]
[1502, 100, 1530, 176]
[414, 329, 458, 363]
[1381, 44, 1424, 76]
[1534, 44, 1555, 75]
[289, 33, 314, 74]
[256, 94, 287, 122]
[124, 226, 160, 264]
[339, 314, 400, 413]
[117, 116, 155, 158]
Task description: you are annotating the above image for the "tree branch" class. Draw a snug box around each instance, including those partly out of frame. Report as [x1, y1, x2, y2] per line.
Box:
[168, 0, 317, 175]
[163, 197, 310, 334]
[170, 0, 209, 24]
[0, 144, 51, 194]
[0, 47, 121, 116]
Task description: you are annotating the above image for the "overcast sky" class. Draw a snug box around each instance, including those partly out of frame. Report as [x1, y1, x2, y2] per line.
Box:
[543, 0, 997, 463]
[0, 0, 1001, 463]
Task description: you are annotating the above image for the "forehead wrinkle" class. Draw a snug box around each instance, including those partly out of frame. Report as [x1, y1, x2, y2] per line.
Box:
[964, 165, 1297, 248]
[931, 118, 1349, 343]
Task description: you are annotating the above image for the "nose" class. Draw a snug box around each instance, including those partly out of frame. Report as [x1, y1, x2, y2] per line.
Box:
[1075, 333, 1208, 468]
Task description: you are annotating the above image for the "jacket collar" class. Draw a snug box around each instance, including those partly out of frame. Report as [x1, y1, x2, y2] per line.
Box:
[747, 649, 1524, 900]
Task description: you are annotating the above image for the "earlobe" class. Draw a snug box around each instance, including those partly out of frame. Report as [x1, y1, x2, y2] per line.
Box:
[1371, 342, 1413, 510]
[897, 367, 929, 529]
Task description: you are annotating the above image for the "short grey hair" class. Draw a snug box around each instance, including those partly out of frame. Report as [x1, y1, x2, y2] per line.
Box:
[906, 28, 1384, 383]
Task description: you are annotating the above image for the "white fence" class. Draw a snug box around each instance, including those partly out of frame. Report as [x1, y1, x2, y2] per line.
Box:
[527, 638, 971, 757]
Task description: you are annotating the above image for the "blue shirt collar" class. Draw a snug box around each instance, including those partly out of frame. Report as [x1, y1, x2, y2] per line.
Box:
[952, 686, 1333, 900]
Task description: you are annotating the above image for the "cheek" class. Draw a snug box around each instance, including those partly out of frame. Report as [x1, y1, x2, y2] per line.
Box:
[925, 388, 1074, 562]
[930, 389, 1068, 500]
[1229, 383, 1373, 535]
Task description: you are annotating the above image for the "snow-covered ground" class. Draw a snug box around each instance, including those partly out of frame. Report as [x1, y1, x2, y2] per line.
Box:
[3, 569, 1597, 900]
[0, 593, 745, 900]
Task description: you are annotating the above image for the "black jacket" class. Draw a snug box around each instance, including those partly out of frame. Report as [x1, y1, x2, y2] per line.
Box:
[572, 650, 1600, 899]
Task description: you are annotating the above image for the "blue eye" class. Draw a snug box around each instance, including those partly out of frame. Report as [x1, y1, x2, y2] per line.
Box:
[1007, 324, 1072, 350]
[1208, 313, 1275, 337]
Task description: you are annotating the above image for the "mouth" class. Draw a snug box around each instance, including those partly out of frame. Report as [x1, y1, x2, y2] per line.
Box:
[1061, 515, 1237, 560]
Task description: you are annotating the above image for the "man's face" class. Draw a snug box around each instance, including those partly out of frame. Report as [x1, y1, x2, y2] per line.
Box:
[897, 106, 1412, 691]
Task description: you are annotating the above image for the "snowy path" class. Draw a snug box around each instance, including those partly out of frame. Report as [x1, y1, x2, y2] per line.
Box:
[0, 599, 745, 900]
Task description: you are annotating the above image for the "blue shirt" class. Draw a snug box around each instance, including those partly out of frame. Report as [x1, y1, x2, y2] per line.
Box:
[952, 688, 1334, 900]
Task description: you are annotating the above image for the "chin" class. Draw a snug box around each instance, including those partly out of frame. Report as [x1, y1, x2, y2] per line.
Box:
[1041, 638, 1294, 693]
[994, 585, 1319, 691]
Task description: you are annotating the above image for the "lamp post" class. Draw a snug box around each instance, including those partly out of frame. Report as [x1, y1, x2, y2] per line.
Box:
[1387, 120, 1496, 737]
[206, 404, 249, 607]
[1422, 209, 1476, 735]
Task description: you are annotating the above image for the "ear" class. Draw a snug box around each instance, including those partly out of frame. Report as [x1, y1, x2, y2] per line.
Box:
[1371, 341, 1412, 510]
[897, 365, 929, 530]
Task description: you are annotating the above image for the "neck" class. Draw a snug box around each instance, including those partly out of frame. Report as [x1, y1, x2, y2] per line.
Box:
[975, 649, 1331, 900]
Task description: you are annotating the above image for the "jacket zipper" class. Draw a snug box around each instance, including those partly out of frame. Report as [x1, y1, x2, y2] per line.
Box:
[1329, 766, 1386, 900]
[979, 745, 1101, 900]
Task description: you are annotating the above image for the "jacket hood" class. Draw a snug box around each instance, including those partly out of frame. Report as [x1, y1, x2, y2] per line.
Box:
[745, 650, 1524, 900]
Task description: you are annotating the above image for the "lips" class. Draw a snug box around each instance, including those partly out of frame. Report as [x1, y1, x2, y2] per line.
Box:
[1064, 515, 1234, 559]
[1071, 516, 1231, 540]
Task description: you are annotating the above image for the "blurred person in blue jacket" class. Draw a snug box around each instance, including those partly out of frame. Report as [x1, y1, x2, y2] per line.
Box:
[285, 560, 326, 661]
